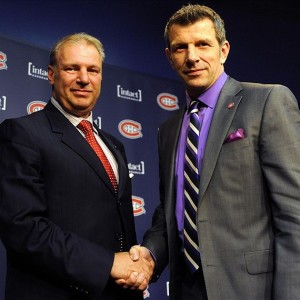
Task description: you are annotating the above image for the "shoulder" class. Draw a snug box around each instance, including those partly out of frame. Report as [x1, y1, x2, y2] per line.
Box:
[225, 77, 297, 106]
[0, 110, 46, 133]
[229, 77, 295, 98]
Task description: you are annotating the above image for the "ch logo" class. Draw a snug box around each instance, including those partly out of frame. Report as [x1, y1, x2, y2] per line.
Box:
[0, 51, 8, 70]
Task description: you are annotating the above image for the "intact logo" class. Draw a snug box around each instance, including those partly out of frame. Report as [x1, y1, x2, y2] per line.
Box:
[117, 85, 142, 102]
[0, 51, 8, 70]
[27, 101, 47, 114]
[128, 161, 145, 175]
[132, 196, 146, 216]
[157, 93, 179, 111]
[28, 62, 48, 80]
[118, 119, 142, 139]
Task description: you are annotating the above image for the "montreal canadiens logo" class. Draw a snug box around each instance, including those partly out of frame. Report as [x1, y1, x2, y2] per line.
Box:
[27, 101, 47, 114]
[0, 51, 8, 70]
[132, 196, 146, 216]
[157, 93, 179, 111]
[118, 119, 143, 139]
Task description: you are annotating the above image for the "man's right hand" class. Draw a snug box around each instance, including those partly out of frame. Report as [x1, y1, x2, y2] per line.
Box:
[111, 249, 154, 290]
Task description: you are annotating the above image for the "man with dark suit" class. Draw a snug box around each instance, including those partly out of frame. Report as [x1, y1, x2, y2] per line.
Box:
[130, 4, 300, 300]
[0, 33, 153, 300]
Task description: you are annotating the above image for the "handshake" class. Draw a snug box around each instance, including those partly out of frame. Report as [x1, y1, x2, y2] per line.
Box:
[110, 245, 155, 291]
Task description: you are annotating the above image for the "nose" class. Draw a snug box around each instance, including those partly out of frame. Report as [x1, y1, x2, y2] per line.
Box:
[77, 69, 90, 85]
[186, 46, 199, 64]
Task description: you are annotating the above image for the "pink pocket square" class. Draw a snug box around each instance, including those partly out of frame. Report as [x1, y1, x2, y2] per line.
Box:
[225, 128, 245, 143]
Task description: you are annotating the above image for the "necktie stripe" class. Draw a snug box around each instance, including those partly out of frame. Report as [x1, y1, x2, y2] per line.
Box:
[184, 230, 199, 251]
[183, 249, 200, 270]
[184, 171, 199, 194]
[190, 122, 200, 135]
[184, 155, 198, 174]
[184, 190, 197, 211]
[184, 211, 197, 230]
[183, 100, 203, 273]
[186, 138, 198, 155]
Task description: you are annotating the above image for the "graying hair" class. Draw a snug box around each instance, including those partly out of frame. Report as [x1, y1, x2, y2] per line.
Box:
[49, 32, 105, 66]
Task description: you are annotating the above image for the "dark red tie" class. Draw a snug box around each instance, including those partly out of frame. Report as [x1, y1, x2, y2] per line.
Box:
[77, 120, 118, 194]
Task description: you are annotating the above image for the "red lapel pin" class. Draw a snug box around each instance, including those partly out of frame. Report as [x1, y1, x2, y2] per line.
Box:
[227, 102, 234, 109]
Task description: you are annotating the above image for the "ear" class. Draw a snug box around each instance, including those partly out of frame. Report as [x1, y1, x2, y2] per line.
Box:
[220, 41, 230, 65]
[47, 65, 55, 85]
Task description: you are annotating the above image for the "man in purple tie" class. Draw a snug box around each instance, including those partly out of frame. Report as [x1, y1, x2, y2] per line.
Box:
[130, 4, 300, 300]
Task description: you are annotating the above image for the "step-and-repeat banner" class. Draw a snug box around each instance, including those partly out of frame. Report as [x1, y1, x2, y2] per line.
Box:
[0, 35, 186, 299]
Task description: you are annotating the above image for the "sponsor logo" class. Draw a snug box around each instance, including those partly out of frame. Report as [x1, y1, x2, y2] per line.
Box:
[27, 101, 47, 114]
[0, 51, 8, 70]
[93, 116, 102, 129]
[0, 96, 7, 110]
[132, 196, 146, 216]
[117, 85, 142, 102]
[28, 62, 48, 80]
[166, 281, 169, 296]
[157, 93, 179, 111]
[128, 161, 145, 175]
[118, 119, 142, 139]
[143, 287, 150, 299]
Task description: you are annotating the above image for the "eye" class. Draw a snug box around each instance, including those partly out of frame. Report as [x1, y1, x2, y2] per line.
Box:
[64, 66, 77, 73]
[88, 68, 100, 74]
[196, 41, 210, 48]
[174, 44, 187, 53]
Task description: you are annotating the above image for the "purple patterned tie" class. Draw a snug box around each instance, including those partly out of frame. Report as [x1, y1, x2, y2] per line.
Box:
[183, 100, 203, 272]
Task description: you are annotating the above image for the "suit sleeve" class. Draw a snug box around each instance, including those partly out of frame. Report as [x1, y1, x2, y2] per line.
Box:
[0, 118, 114, 295]
[259, 85, 300, 299]
[142, 126, 171, 279]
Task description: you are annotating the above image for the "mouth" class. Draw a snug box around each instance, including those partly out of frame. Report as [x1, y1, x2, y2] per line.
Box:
[183, 69, 204, 77]
[71, 89, 92, 96]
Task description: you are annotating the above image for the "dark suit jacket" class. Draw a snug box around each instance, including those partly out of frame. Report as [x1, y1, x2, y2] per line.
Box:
[143, 77, 300, 300]
[0, 101, 142, 300]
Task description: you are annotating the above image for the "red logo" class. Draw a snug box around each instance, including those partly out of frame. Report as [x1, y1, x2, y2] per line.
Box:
[157, 93, 179, 111]
[27, 101, 47, 114]
[0, 51, 8, 70]
[118, 119, 142, 139]
[132, 196, 146, 216]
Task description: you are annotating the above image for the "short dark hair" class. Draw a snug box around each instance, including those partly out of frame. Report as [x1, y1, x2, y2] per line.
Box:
[164, 4, 226, 48]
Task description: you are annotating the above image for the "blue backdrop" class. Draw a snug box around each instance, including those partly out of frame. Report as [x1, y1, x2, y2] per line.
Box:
[1, 1, 300, 298]
[0, 35, 185, 299]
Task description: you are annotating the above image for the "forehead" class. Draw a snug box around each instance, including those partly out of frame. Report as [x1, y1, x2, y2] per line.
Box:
[57, 41, 102, 65]
[169, 18, 216, 43]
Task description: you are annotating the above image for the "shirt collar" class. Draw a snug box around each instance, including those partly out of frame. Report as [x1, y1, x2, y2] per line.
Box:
[51, 97, 95, 129]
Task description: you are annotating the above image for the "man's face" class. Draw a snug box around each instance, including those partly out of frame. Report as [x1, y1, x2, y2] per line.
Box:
[165, 18, 230, 98]
[48, 41, 102, 118]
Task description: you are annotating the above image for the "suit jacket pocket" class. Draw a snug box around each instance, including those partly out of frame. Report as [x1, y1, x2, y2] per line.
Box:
[244, 249, 274, 274]
[222, 137, 249, 153]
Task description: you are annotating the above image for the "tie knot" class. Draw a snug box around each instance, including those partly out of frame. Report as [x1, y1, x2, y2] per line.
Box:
[188, 100, 201, 114]
[77, 120, 93, 133]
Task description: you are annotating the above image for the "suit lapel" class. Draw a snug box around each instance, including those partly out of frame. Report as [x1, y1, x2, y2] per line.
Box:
[97, 129, 127, 198]
[161, 108, 186, 226]
[199, 78, 243, 201]
[43, 102, 116, 196]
